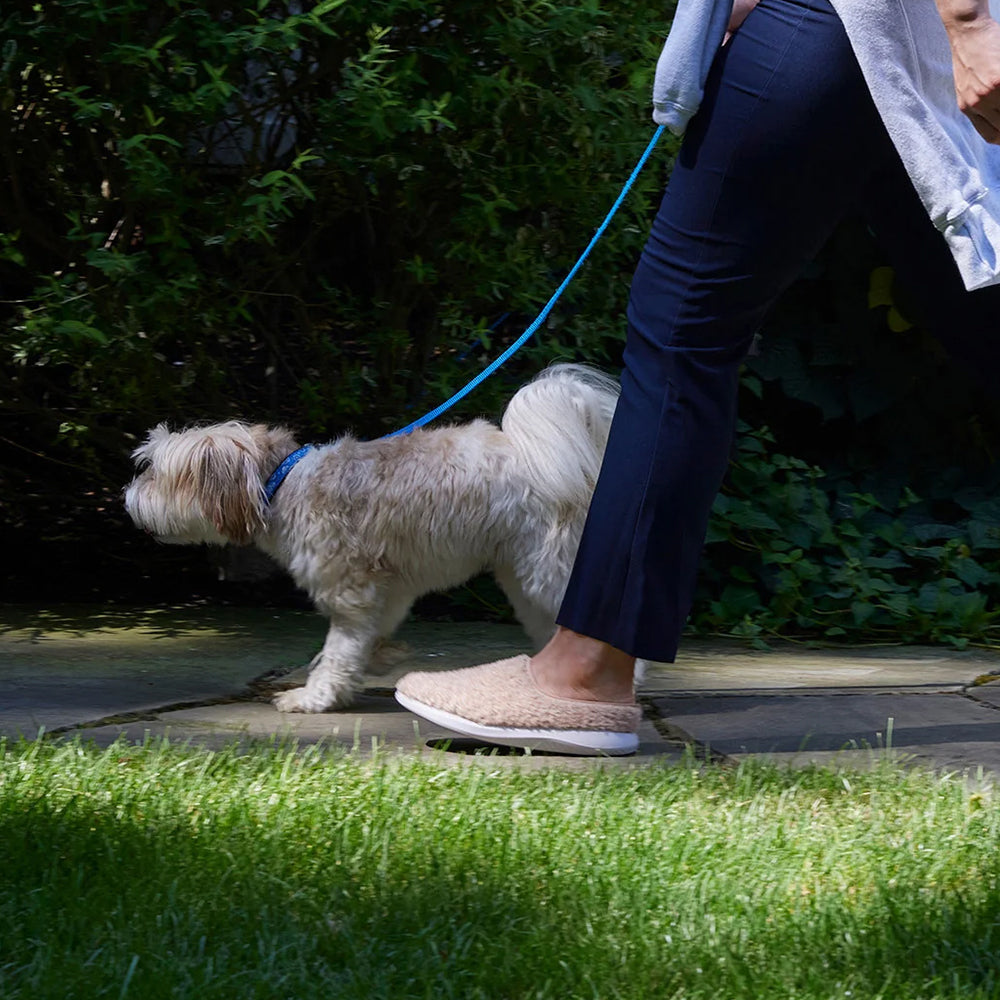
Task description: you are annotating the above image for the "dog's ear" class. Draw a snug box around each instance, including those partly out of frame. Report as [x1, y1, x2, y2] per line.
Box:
[131, 422, 170, 469]
[192, 432, 267, 545]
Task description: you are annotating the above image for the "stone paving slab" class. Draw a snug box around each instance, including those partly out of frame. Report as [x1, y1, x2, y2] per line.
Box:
[653, 690, 1000, 772]
[73, 697, 676, 769]
[0, 608, 528, 739]
[0, 605, 326, 737]
[6, 605, 1000, 776]
[641, 645, 998, 692]
[966, 678, 1000, 709]
[3, 608, 680, 767]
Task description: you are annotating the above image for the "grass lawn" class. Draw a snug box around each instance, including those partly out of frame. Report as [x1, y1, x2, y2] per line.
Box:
[1, 737, 999, 1000]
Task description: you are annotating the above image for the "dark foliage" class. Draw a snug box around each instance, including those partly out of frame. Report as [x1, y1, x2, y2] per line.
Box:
[1, 0, 667, 601]
[3, 0, 1000, 645]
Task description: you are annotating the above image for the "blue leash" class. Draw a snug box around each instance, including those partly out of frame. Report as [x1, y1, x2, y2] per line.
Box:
[384, 124, 667, 438]
[263, 125, 667, 502]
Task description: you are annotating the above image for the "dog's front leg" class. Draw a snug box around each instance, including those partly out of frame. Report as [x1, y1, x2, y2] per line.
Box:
[273, 622, 374, 713]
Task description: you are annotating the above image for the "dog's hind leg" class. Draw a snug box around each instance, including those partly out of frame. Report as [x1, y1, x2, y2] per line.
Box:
[494, 566, 559, 652]
[369, 591, 415, 675]
[273, 612, 380, 713]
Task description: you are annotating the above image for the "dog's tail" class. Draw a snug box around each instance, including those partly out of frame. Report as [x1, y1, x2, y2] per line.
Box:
[500, 363, 620, 509]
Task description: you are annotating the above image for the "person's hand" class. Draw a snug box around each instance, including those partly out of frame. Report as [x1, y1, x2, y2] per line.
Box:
[941, 9, 1000, 143]
[725, 0, 760, 43]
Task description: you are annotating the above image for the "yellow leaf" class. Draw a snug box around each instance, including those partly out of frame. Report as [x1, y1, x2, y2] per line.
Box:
[868, 265, 895, 309]
[887, 307, 913, 332]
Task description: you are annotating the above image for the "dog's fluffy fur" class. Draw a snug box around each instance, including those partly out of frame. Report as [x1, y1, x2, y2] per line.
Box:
[125, 364, 621, 712]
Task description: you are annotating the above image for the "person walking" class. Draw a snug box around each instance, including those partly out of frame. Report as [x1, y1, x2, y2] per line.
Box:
[395, 0, 1000, 754]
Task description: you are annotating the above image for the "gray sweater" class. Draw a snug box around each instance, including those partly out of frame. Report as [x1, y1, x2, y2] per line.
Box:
[652, 0, 1000, 290]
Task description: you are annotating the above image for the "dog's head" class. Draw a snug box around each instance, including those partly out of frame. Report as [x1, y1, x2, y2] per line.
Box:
[124, 421, 298, 545]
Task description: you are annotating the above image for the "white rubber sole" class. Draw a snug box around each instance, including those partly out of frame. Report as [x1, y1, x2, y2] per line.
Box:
[395, 691, 639, 756]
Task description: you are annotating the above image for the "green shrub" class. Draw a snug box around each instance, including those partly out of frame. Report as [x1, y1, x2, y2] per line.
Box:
[4, 0, 1000, 650]
[1, 0, 669, 446]
[696, 424, 1000, 648]
[695, 222, 1000, 649]
[0, 0, 668, 599]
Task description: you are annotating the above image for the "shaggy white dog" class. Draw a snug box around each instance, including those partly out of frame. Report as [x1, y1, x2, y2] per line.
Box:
[124, 364, 621, 712]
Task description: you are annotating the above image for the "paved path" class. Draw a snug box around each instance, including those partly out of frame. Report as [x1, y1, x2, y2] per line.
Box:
[4, 606, 1000, 774]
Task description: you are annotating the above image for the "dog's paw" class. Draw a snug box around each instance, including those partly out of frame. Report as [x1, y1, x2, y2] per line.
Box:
[273, 686, 344, 713]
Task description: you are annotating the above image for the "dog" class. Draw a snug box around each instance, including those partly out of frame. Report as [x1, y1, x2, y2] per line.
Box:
[124, 364, 622, 712]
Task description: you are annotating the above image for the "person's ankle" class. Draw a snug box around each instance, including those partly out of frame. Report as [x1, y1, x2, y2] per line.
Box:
[530, 628, 636, 704]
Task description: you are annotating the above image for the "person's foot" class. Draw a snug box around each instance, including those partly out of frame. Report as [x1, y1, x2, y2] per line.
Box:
[394, 654, 641, 756]
[529, 627, 637, 704]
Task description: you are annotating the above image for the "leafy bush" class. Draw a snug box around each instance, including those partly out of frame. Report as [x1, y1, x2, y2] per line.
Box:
[0, 0, 668, 598]
[4, 0, 1000, 651]
[1, 0, 668, 441]
[696, 424, 1000, 648]
[694, 222, 1000, 649]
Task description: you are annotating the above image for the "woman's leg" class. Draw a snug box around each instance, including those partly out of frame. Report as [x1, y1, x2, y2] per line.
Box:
[396, 0, 912, 749]
[552, 0, 899, 674]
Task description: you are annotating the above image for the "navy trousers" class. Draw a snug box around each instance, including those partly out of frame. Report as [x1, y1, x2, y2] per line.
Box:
[556, 0, 1000, 661]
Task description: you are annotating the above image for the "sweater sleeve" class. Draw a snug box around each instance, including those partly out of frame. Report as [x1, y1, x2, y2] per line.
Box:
[652, 0, 733, 135]
[829, 0, 1000, 290]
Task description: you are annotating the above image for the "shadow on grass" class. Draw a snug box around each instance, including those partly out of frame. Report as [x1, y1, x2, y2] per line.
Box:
[1, 745, 999, 999]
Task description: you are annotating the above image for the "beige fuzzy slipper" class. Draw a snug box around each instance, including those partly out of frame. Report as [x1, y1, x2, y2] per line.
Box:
[395, 655, 640, 756]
